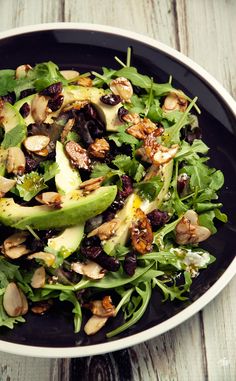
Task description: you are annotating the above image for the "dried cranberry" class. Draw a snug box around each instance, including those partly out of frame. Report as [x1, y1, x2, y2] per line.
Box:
[20, 88, 35, 99]
[118, 106, 129, 122]
[123, 251, 137, 276]
[48, 95, 64, 111]
[40, 82, 62, 97]
[19, 102, 30, 118]
[1, 92, 15, 104]
[80, 236, 102, 259]
[100, 94, 121, 106]
[147, 209, 169, 231]
[95, 252, 120, 272]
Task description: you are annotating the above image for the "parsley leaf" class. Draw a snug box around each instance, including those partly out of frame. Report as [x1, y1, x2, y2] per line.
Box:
[108, 125, 139, 147]
[112, 154, 145, 182]
[135, 176, 163, 201]
[91, 163, 123, 179]
[15, 172, 47, 201]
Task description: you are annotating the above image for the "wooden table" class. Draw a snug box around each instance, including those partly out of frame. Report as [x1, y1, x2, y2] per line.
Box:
[0, 1, 235, 380]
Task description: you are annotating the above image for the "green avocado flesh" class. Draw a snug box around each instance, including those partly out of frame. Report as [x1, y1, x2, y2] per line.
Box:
[0, 186, 117, 230]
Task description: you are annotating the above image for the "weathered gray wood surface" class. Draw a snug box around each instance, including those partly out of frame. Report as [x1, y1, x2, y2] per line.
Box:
[0, 0, 235, 380]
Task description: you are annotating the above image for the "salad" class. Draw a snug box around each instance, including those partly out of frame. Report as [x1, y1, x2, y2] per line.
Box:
[0, 49, 227, 337]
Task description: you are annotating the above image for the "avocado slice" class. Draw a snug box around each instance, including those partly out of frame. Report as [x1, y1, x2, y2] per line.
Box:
[47, 142, 84, 257]
[14, 85, 122, 131]
[0, 185, 117, 230]
[47, 224, 84, 259]
[0, 103, 27, 148]
[141, 160, 174, 214]
[55, 141, 81, 194]
[103, 193, 139, 255]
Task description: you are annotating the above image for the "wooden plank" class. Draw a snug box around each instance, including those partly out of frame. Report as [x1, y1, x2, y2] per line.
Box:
[0, 1, 235, 381]
[0, 352, 58, 381]
[203, 277, 236, 381]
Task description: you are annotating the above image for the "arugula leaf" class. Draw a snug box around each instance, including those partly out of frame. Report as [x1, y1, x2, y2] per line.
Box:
[198, 208, 228, 234]
[209, 170, 224, 191]
[108, 125, 139, 147]
[59, 291, 82, 333]
[1, 124, 26, 149]
[175, 139, 209, 160]
[15, 172, 47, 201]
[153, 271, 192, 301]
[0, 256, 23, 287]
[107, 281, 152, 338]
[112, 154, 145, 182]
[135, 176, 163, 201]
[154, 217, 182, 249]
[115, 67, 152, 88]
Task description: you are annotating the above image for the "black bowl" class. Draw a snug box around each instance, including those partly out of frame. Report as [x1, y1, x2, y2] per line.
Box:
[0, 24, 235, 357]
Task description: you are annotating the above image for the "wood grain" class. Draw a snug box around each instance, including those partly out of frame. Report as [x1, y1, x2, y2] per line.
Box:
[0, 0, 235, 380]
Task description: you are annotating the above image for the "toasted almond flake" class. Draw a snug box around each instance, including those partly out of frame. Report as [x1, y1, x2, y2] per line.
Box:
[71, 260, 105, 280]
[3, 282, 27, 317]
[175, 210, 211, 244]
[27, 252, 56, 267]
[2, 232, 30, 259]
[162, 92, 188, 112]
[34, 148, 49, 157]
[35, 192, 62, 206]
[88, 298, 115, 318]
[31, 94, 49, 123]
[6, 147, 26, 175]
[88, 219, 120, 240]
[31, 266, 46, 288]
[79, 176, 104, 194]
[24, 135, 50, 152]
[15, 64, 32, 79]
[110, 77, 133, 102]
[60, 70, 80, 80]
[84, 315, 108, 335]
[0, 176, 16, 197]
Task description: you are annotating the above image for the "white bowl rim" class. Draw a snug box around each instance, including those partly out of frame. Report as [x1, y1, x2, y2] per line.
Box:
[0, 22, 235, 358]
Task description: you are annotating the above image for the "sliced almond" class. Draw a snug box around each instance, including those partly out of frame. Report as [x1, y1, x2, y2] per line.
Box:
[31, 266, 46, 288]
[27, 251, 56, 267]
[88, 297, 115, 317]
[15, 64, 32, 79]
[0, 176, 16, 197]
[84, 315, 108, 336]
[35, 192, 61, 206]
[3, 282, 24, 317]
[31, 94, 49, 123]
[71, 260, 105, 280]
[110, 77, 133, 102]
[24, 135, 50, 152]
[6, 147, 26, 175]
[88, 219, 119, 240]
[60, 70, 80, 81]
[2, 232, 30, 259]
[18, 288, 29, 315]
[153, 144, 179, 166]
[175, 210, 211, 244]
[79, 176, 105, 194]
